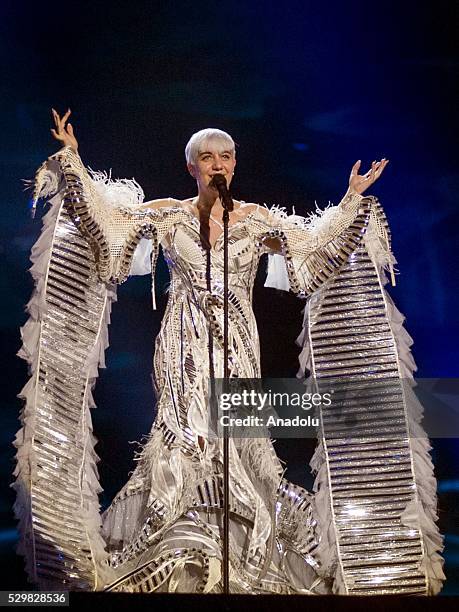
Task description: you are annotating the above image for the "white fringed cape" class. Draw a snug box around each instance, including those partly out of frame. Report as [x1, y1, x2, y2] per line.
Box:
[264, 215, 445, 595]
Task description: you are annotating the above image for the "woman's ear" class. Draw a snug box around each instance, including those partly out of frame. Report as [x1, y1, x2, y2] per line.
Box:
[187, 162, 196, 179]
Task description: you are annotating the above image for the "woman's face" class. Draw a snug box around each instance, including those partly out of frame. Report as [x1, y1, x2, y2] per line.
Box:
[188, 139, 236, 195]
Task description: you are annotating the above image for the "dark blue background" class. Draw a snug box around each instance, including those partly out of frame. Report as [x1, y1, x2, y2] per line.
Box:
[1, 0, 457, 593]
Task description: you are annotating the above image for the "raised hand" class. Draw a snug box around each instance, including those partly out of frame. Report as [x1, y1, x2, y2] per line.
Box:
[349, 158, 389, 195]
[50, 108, 79, 152]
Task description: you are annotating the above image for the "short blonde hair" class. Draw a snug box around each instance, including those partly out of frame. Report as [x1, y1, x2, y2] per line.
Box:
[185, 128, 236, 165]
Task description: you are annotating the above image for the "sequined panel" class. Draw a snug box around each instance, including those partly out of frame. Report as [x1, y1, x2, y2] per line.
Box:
[18, 204, 113, 590]
[309, 247, 428, 595]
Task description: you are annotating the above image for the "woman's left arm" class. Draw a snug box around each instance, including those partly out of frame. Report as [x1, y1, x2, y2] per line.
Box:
[254, 158, 390, 295]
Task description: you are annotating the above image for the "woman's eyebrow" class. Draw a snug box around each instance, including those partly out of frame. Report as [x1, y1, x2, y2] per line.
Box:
[198, 150, 233, 157]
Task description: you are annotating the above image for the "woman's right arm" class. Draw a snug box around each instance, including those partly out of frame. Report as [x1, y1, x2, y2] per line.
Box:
[50, 108, 172, 210]
[37, 109, 188, 284]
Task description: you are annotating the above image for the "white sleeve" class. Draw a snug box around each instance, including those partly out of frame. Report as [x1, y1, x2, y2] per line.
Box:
[129, 238, 153, 276]
[264, 253, 290, 291]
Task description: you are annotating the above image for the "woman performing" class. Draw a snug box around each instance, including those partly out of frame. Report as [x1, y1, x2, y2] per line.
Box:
[12, 109, 444, 595]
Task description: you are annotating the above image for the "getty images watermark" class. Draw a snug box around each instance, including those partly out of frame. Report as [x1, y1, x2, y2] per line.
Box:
[207, 377, 459, 439]
[208, 378, 331, 438]
[218, 387, 329, 427]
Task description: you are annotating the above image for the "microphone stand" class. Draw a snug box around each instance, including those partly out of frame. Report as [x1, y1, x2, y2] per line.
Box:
[200, 174, 234, 594]
[205, 176, 233, 594]
[221, 195, 232, 595]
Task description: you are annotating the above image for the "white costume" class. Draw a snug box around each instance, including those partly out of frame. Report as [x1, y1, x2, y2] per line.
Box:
[12, 146, 445, 594]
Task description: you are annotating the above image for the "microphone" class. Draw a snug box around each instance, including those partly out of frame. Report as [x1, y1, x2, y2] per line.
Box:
[209, 174, 234, 212]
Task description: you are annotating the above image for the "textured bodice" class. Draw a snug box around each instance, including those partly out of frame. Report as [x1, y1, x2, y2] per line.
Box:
[162, 209, 264, 306]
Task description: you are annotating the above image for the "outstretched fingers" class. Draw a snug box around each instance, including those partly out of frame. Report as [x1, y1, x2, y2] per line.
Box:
[375, 158, 389, 179]
[350, 160, 361, 178]
[61, 109, 71, 127]
[350, 157, 390, 193]
[51, 107, 71, 133]
[51, 108, 60, 129]
[367, 159, 388, 183]
[370, 160, 377, 182]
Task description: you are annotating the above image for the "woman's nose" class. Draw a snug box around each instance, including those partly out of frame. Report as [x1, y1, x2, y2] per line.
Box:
[212, 157, 223, 169]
